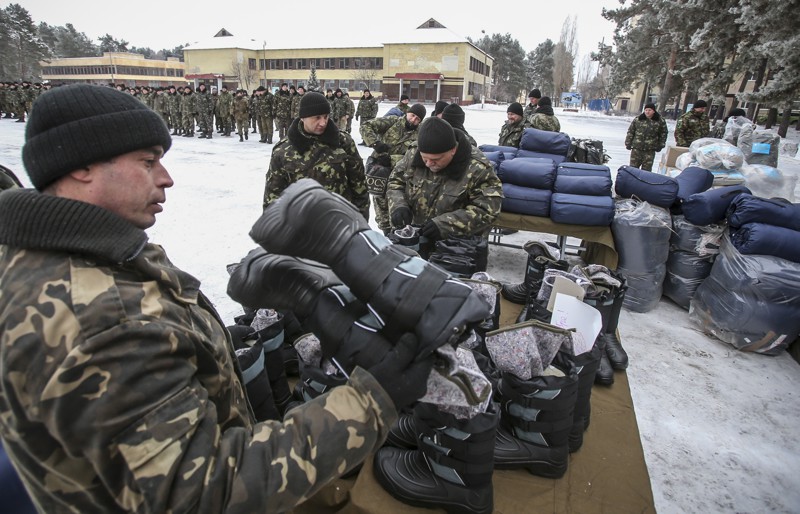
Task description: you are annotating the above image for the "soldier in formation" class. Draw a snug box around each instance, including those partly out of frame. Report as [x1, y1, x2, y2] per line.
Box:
[274, 83, 293, 140]
[233, 88, 251, 141]
[216, 85, 234, 137]
[255, 86, 276, 144]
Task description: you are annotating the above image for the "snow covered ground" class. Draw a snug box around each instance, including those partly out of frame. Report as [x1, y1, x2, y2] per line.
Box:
[2, 101, 799, 513]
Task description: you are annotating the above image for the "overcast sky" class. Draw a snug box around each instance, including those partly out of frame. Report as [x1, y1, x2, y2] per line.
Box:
[18, 0, 619, 62]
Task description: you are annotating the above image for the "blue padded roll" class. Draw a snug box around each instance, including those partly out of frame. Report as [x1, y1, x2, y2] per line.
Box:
[497, 157, 556, 189]
[478, 144, 519, 154]
[519, 127, 571, 156]
[675, 166, 714, 202]
[550, 193, 615, 226]
[553, 174, 612, 196]
[681, 185, 751, 226]
[500, 183, 552, 217]
[614, 166, 679, 209]
[726, 195, 800, 231]
[516, 149, 566, 164]
[730, 222, 800, 264]
[556, 162, 611, 176]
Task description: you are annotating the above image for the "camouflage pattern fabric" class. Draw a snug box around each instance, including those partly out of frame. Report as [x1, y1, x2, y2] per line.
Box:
[257, 91, 276, 140]
[625, 113, 668, 170]
[356, 94, 379, 123]
[180, 91, 196, 133]
[233, 95, 250, 136]
[498, 119, 525, 148]
[153, 91, 169, 123]
[167, 90, 181, 129]
[216, 91, 234, 133]
[274, 89, 293, 138]
[263, 118, 370, 220]
[528, 112, 561, 132]
[290, 92, 304, 119]
[629, 148, 657, 171]
[485, 321, 575, 380]
[194, 89, 214, 135]
[523, 102, 537, 119]
[0, 189, 397, 513]
[675, 110, 710, 147]
[386, 130, 503, 238]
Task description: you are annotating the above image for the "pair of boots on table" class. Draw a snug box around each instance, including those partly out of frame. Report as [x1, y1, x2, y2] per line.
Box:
[501, 240, 630, 386]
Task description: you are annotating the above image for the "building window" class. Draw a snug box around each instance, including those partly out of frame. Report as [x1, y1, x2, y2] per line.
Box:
[269, 60, 278, 70]
[296, 59, 306, 69]
[259, 59, 267, 71]
[248, 58, 256, 70]
[339, 58, 348, 69]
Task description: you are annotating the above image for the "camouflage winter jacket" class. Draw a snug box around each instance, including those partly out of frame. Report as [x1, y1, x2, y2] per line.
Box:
[356, 95, 379, 120]
[217, 91, 233, 117]
[498, 119, 525, 148]
[180, 91, 195, 114]
[360, 115, 420, 167]
[0, 189, 395, 513]
[194, 89, 214, 115]
[625, 112, 668, 152]
[522, 101, 537, 120]
[527, 112, 561, 132]
[274, 90, 292, 119]
[290, 92, 304, 119]
[332, 95, 349, 120]
[233, 95, 249, 120]
[675, 109, 710, 147]
[264, 118, 370, 219]
[387, 130, 503, 238]
[258, 92, 276, 119]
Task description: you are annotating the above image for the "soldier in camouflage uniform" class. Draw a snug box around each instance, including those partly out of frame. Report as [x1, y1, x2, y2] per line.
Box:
[274, 83, 293, 140]
[523, 88, 541, 120]
[264, 92, 370, 220]
[180, 85, 196, 136]
[625, 102, 668, 171]
[387, 117, 502, 241]
[290, 85, 305, 120]
[233, 88, 250, 141]
[153, 87, 170, 125]
[331, 89, 350, 132]
[194, 83, 214, 139]
[0, 84, 431, 513]
[165, 85, 179, 134]
[675, 99, 710, 147]
[441, 104, 477, 146]
[498, 102, 525, 148]
[216, 85, 234, 136]
[360, 104, 426, 232]
[396, 94, 411, 114]
[255, 86, 276, 144]
[344, 92, 356, 133]
[527, 96, 560, 132]
[355, 88, 379, 143]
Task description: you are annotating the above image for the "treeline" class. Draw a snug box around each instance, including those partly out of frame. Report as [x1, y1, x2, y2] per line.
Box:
[0, 3, 184, 81]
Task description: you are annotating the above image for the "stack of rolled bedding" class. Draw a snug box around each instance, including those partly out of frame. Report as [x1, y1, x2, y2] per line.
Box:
[550, 162, 614, 226]
[727, 194, 800, 264]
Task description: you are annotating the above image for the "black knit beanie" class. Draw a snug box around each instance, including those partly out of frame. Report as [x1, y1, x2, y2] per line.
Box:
[400, 94, 409, 101]
[538, 96, 552, 107]
[417, 117, 456, 154]
[23, 84, 172, 191]
[528, 89, 541, 99]
[507, 102, 524, 116]
[434, 100, 449, 116]
[298, 92, 331, 118]
[693, 99, 707, 108]
[441, 104, 465, 127]
[409, 103, 427, 120]
[644, 102, 657, 110]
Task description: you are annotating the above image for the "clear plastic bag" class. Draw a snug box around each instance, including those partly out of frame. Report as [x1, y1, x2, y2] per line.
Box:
[691, 139, 745, 170]
[738, 125, 780, 167]
[612, 198, 672, 272]
[722, 116, 755, 146]
[739, 163, 797, 202]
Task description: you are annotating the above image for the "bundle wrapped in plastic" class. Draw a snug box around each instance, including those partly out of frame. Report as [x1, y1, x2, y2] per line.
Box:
[689, 137, 745, 171]
[689, 231, 800, 355]
[663, 216, 722, 310]
[738, 125, 780, 167]
[612, 199, 672, 312]
[739, 163, 797, 202]
[675, 151, 697, 171]
[723, 116, 755, 146]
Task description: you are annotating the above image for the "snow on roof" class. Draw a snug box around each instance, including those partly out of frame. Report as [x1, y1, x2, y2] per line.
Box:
[185, 20, 473, 51]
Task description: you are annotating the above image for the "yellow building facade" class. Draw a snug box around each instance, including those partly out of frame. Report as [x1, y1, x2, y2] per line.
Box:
[40, 52, 185, 87]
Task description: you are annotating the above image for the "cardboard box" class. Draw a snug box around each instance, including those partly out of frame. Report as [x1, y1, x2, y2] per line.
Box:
[657, 145, 690, 174]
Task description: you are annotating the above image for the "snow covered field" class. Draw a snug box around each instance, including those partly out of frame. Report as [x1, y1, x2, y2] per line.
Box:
[1, 101, 799, 513]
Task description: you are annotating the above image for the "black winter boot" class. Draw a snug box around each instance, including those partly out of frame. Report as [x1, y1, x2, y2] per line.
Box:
[244, 131, 248, 140]
[501, 240, 561, 304]
[567, 344, 602, 452]
[515, 258, 570, 323]
[228, 324, 281, 421]
[248, 179, 490, 357]
[603, 284, 629, 370]
[493, 352, 579, 478]
[374, 402, 499, 514]
[227, 250, 394, 373]
[239, 135, 244, 142]
[293, 356, 349, 403]
[583, 289, 616, 386]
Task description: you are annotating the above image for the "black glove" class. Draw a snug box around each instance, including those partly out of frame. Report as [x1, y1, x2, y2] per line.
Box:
[421, 220, 441, 240]
[391, 206, 413, 228]
[372, 142, 390, 154]
[367, 332, 433, 410]
[625, 145, 632, 150]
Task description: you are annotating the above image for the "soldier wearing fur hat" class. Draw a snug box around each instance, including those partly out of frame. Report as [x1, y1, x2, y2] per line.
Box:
[263, 91, 370, 220]
[625, 102, 668, 171]
[387, 117, 502, 242]
[675, 99, 710, 147]
[498, 102, 526, 148]
[360, 103, 427, 232]
[0, 83, 428, 514]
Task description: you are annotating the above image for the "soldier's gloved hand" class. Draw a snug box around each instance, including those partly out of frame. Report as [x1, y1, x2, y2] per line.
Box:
[391, 206, 413, 228]
[367, 332, 433, 410]
[372, 142, 390, 154]
[375, 154, 392, 168]
[421, 220, 442, 241]
[625, 145, 632, 150]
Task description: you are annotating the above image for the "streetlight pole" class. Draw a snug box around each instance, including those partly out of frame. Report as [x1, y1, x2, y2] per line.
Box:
[262, 41, 267, 87]
[480, 30, 486, 109]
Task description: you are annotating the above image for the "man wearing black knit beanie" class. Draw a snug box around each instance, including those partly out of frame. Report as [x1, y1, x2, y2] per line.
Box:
[263, 91, 370, 220]
[0, 83, 430, 513]
[386, 117, 503, 246]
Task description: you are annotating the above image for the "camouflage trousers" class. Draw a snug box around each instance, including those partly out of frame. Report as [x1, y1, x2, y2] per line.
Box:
[182, 112, 195, 134]
[235, 116, 249, 136]
[169, 108, 181, 129]
[276, 117, 291, 140]
[197, 111, 213, 135]
[337, 116, 348, 132]
[372, 194, 390, 233]
[258, 115, 274, 141]
[629, 148, 656, 171]
[218, 113, 232, 133]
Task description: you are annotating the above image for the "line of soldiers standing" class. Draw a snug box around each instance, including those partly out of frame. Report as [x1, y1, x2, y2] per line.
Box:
[0, 81, 49, 122]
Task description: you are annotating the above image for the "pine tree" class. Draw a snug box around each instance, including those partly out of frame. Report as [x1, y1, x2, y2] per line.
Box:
[307, 65, 320, 92]
[4, 4, 49, 80]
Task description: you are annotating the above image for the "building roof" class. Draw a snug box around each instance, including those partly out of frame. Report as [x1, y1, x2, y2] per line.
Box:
[185, 19, 475, 52]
